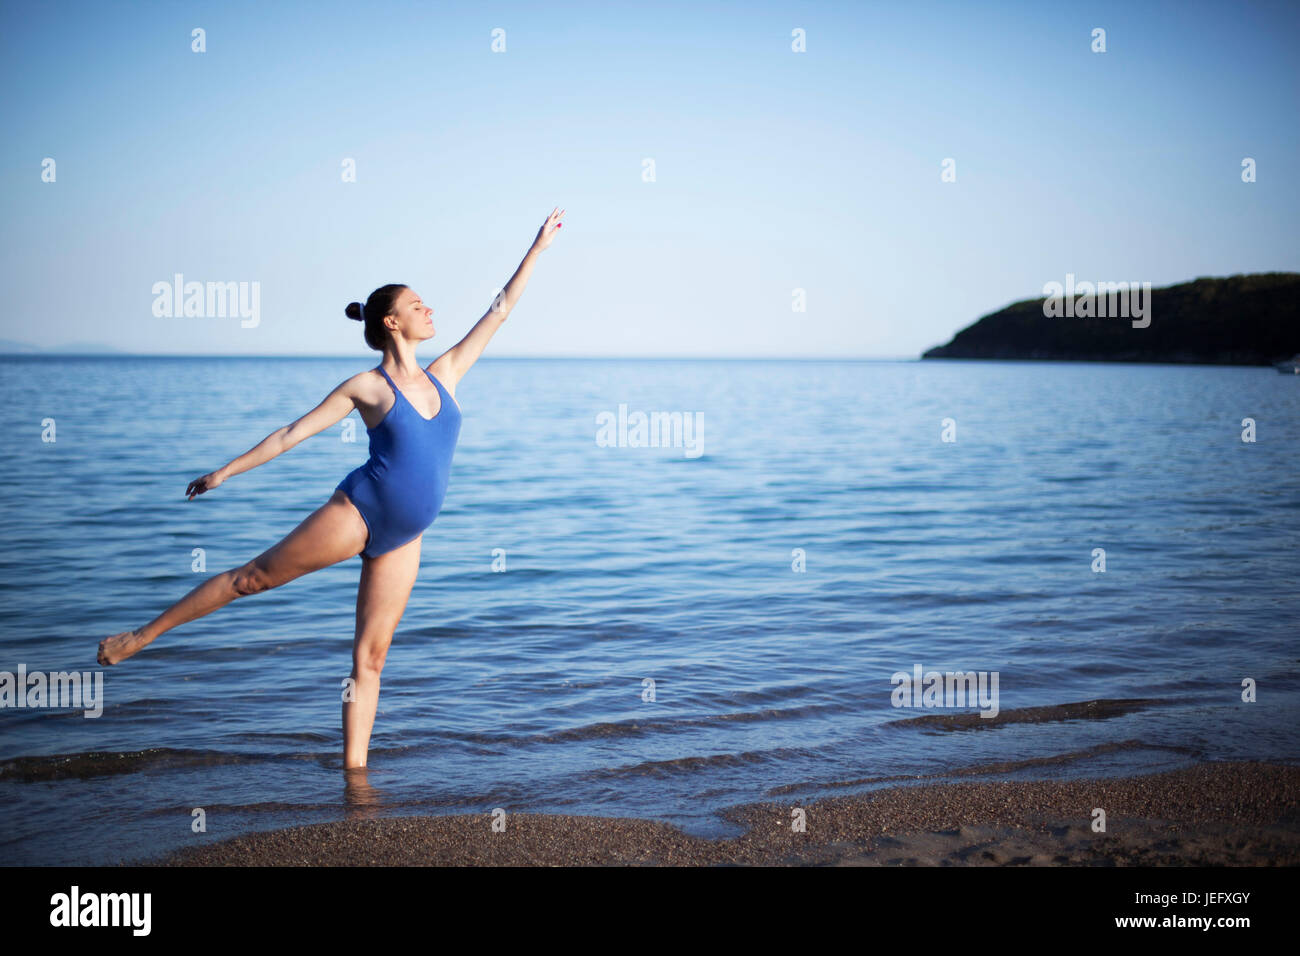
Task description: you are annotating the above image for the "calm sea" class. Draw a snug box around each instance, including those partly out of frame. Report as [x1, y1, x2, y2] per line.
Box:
[1, 356, 1296, 865]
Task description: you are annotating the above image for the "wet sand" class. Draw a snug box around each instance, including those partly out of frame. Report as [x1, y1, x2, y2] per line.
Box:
[151, 761, 1299, 866]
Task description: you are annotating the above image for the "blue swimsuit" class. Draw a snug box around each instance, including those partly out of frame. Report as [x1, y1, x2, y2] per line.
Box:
[336, 365, 462, 558]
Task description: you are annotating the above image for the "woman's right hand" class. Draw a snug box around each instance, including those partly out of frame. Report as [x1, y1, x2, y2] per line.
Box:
[186, 469, 226, 500]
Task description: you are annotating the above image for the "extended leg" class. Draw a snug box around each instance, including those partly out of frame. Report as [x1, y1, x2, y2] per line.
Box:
[343, 532, 423, 768]
[98, 489, 369, 665]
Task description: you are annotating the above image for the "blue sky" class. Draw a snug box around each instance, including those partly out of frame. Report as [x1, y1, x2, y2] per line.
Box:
[2, 0, 1297, 357]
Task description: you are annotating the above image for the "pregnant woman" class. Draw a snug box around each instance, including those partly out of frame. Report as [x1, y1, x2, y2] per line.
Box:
[97, 207, 564, 768]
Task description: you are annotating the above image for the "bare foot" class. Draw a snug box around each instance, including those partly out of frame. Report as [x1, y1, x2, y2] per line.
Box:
[98, 629, 150, 666]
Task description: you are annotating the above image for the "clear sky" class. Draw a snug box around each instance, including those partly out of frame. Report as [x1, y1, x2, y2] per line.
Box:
[2, 0, 1297, 357]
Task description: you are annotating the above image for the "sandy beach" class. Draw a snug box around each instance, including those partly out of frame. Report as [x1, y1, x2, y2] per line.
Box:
[150, 761, 1299, 866]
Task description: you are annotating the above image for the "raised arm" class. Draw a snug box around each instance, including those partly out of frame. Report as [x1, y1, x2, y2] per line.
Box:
[185, 377, 361, 499]
[431, 206, 564, 389]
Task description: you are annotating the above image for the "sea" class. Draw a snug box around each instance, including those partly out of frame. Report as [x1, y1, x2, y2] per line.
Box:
[0, 356, 1296, 865]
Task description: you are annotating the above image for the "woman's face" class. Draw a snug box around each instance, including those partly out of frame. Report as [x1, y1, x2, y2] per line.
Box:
[389, 287, 435, 340]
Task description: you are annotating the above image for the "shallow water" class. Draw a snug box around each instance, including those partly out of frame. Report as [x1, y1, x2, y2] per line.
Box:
[1, 356, 1296, 864]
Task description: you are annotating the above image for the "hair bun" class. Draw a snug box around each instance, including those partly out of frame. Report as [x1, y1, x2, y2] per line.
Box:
[346, 302, 363, 321]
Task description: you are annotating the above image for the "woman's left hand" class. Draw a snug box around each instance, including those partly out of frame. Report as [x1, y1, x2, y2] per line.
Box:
[532, 207, 565, 252]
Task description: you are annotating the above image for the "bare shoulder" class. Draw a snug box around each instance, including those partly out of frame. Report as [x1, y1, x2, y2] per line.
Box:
[427, 354, 461, 399]
[285, 368, 381, 439]
[340, 367, 384, 398]
[333, 367, 392, 413]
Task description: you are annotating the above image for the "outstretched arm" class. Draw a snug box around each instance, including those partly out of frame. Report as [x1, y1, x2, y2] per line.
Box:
[185, 377, 361, 499]
[432, 206, 564, 389]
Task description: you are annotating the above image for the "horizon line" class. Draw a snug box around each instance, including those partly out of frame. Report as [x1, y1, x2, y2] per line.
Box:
[0, 352, 927, 361]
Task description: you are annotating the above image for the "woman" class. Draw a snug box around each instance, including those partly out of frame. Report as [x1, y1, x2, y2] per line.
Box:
[97, 207, 565, 768]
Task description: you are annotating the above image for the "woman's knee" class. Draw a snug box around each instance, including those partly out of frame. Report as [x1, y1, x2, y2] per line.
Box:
[353, 636, 392, 675]
[230, 561, 273, 597]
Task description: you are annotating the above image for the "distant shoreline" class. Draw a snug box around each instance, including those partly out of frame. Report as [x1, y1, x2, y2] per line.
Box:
[147, 760, 1299, 867]
[924, 272, 1299, 366]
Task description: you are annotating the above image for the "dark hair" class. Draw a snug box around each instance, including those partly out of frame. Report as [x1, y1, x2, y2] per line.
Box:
[345, 284, 408, 351]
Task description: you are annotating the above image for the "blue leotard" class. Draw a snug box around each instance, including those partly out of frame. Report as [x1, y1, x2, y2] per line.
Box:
[336, 364, 462, 558]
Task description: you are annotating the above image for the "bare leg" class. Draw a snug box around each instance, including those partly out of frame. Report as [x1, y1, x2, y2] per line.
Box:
[343, 531, 423, 768]
[98, 489, 369, 665]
